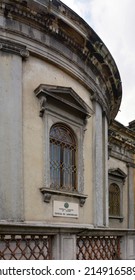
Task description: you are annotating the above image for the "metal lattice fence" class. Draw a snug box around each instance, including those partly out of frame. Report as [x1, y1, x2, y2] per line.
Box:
[0, 234, 51, 260]
[77, 235, 121, 260]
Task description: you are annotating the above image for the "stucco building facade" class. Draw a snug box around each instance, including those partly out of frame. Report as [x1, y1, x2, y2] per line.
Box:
[0, 0, 135, 259]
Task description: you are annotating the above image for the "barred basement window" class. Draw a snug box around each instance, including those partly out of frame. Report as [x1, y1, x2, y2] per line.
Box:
[50, 123, 77, 191]
[109, 183, 120, 216]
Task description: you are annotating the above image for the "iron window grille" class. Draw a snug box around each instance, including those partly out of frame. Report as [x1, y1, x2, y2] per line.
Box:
[50, 123, 77, 192]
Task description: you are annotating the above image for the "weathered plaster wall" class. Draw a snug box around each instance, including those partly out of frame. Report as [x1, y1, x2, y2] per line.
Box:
[23, 56, 94, 225]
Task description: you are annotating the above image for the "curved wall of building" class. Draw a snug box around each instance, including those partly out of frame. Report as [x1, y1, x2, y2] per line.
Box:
[0, 0, 124, 248]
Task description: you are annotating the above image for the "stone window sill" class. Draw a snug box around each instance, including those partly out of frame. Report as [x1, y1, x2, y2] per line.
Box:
[109, 215, 124, 222]
[40, 187, 88, 207]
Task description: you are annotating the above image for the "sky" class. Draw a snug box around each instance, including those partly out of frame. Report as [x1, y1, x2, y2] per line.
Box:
[61, 0, 135, 126]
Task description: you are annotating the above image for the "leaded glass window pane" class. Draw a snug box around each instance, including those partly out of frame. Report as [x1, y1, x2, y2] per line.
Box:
[50, 123, 77, 191]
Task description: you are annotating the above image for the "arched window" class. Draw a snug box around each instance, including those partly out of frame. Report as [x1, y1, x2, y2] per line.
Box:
[109, 183, 120, 216]
[50, 123, 77, 191]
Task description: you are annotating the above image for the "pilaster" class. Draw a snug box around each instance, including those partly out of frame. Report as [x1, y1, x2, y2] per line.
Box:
[93, 102, 104, 227]
[127, 163, 134, 228]
[0, 49, 24, 220]
[52, 233, 76, 260]
[103, 114, 109, 227]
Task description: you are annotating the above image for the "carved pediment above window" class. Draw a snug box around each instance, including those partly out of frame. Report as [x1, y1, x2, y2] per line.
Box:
[109, 168, 127, 182]
[34, 84, 93, 119]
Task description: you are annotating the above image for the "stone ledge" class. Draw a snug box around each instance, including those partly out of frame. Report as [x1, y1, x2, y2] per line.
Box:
[40, 187, 88, 207]
[0, 221, 133, 236]
[109, 215, 124, 223]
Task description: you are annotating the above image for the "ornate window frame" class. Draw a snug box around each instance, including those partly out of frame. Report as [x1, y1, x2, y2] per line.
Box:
[108, 168, 127, 222]
[34, 85, 93, 206]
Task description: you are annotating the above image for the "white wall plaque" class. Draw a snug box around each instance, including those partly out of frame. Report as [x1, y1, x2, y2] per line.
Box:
[53, 201, 79, 218]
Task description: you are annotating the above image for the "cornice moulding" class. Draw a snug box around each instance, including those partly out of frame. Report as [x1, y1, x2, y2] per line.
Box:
[0, 0, 122, 121]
